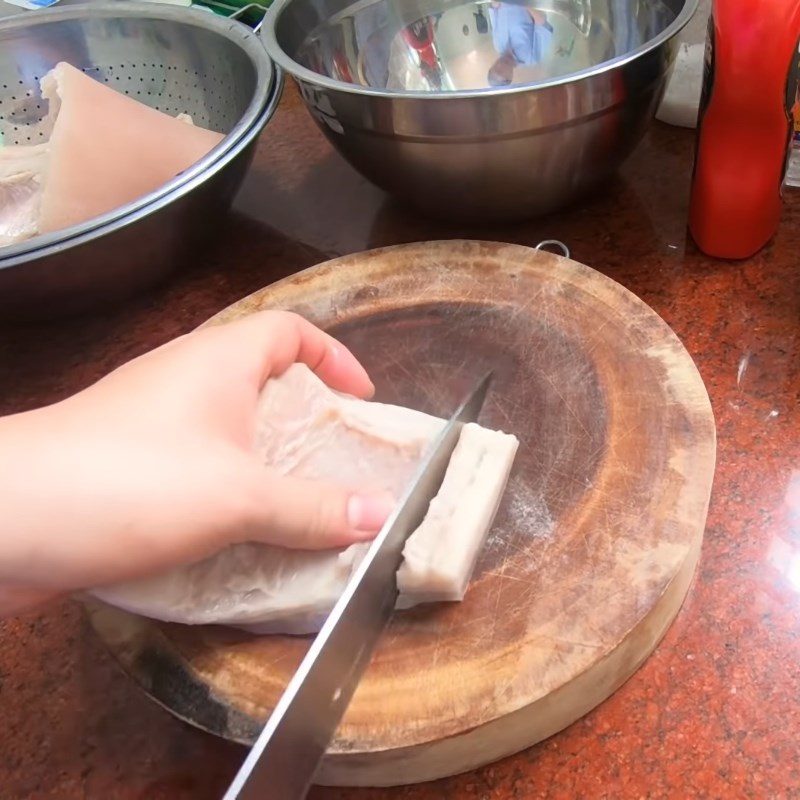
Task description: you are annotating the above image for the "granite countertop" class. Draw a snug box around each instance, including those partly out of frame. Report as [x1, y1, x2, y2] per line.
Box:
[1, 84, 799, 799]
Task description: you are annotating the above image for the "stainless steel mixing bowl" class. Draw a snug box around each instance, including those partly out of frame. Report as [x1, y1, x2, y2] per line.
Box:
[263, 0, 697, 220]
[0, 2, 280, 317]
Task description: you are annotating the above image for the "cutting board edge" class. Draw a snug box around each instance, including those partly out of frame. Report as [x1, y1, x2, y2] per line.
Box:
[314, 528, 704, 787]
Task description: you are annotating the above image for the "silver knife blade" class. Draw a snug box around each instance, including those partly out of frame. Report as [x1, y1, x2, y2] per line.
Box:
[223, 371, 493, 800]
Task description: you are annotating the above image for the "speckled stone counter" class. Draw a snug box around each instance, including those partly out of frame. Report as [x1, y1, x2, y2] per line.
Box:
[1, 84, 799, 799]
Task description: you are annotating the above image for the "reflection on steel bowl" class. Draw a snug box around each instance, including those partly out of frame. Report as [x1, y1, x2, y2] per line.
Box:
[263, 0, 697, 221]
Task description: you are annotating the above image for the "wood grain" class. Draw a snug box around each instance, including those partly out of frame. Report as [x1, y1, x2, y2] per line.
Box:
[85, 240, 716, 787]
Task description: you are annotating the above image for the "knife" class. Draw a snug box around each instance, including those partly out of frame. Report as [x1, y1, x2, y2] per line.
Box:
[223, 372, 493, 800]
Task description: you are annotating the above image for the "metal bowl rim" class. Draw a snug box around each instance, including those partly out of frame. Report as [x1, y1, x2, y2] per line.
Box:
[262, 0, 698, 100]
[0, 1, 275, 260]
[0, 68, 284, 272]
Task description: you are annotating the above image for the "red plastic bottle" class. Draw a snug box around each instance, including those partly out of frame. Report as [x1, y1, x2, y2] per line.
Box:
[688, 0, 800, 259]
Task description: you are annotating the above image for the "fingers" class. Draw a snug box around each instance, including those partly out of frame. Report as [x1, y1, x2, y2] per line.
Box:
[227, 311, 375, 399]
[238, 465, 395, 550]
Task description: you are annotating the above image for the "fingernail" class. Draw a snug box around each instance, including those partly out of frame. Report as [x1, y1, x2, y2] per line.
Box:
[347, 493, 395, 532]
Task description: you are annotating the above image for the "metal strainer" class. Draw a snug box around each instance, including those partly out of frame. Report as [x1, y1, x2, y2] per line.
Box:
[0, 2, 280, 316]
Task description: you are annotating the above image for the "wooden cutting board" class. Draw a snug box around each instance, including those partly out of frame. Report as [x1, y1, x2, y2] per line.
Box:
[86, 241, 716, 787]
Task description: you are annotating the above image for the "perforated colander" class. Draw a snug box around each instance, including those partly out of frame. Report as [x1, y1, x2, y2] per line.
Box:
[0, 4, 273, 143]
[0, 2, 280, 315]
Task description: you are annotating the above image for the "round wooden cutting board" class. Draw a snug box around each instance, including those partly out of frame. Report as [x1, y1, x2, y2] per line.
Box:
[86, 241, 716, 787]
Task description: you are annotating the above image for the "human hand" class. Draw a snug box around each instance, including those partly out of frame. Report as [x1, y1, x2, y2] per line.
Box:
[0, 311, 394, 614]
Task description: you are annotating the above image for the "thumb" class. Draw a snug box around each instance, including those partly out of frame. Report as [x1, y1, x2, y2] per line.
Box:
[240, 465, 396, 550]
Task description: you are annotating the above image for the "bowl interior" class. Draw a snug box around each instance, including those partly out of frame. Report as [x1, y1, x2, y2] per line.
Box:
[0, 11, 259, 145]
[274, 0, 686, 92]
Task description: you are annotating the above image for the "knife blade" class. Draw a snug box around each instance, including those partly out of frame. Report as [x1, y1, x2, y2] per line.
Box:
[223, 371, 493, 800]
